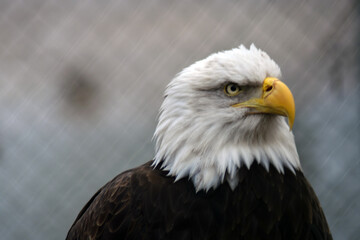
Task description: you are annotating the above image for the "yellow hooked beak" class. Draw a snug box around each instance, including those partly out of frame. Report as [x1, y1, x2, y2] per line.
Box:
[232, 77, 295, 130]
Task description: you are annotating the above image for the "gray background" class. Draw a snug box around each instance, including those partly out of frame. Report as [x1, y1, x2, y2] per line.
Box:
[0, 0, 359, 239]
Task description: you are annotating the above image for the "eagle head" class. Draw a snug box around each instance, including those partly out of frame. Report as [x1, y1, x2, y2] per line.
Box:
[153, 44, 300, 191]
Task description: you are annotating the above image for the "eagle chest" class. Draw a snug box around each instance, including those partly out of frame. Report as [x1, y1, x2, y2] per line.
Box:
[120, 163, 317, 240]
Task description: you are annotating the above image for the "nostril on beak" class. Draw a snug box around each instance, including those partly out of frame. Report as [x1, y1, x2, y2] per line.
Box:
[265, 86, 273, 92]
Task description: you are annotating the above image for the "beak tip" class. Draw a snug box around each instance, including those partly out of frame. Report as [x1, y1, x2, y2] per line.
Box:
[288, 118, 294, 131]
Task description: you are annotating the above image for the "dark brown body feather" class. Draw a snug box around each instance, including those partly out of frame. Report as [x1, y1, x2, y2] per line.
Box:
[66, 161, 332, 240]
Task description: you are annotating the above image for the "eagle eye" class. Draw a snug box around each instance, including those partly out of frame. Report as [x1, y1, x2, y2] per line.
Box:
[224, 83, 242, 96]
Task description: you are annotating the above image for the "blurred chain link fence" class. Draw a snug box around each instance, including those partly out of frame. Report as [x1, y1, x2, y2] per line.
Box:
[0, 0, 359, 239]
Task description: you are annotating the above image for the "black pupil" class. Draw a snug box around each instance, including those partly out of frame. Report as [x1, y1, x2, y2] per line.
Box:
[230, 85, 237, 92]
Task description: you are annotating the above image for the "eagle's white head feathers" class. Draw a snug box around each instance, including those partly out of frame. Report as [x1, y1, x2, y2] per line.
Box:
[153, 44, 300, 191]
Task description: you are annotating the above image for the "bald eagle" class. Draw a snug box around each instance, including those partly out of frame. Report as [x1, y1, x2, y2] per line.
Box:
[66, 45, 332, 240]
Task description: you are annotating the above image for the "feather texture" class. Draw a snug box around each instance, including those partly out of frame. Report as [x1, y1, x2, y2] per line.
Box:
[66, 161, 332, 240]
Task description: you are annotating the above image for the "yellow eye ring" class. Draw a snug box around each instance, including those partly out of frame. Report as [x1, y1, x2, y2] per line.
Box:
[224, 83, 242, 96]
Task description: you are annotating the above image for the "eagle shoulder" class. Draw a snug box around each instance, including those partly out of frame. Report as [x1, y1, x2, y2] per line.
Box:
[66, 161, 165, 240]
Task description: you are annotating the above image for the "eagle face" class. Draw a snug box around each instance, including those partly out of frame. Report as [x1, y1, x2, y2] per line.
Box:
[154, 44, 300, 191]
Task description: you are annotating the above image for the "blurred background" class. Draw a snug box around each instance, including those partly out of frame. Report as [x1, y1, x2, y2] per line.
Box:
[0, 0, 359, 239]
